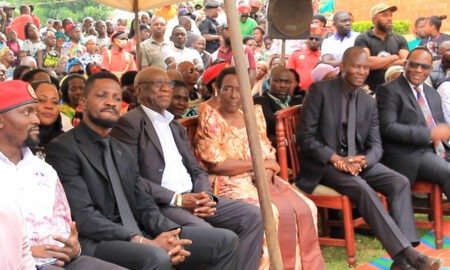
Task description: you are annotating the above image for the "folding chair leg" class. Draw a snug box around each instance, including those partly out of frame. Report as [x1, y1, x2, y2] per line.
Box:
[432, 185, 443, 249]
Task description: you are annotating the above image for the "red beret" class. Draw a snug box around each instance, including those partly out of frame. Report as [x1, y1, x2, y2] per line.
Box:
[238, 4, 251, 14]
[202, 62, 229, 85]
[310, 24, 325, 37]
[65, 23, 78, 33]
[0, 80, 37, 113]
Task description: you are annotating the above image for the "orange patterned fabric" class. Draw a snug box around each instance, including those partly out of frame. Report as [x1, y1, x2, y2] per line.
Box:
[195, 103, 325, 270]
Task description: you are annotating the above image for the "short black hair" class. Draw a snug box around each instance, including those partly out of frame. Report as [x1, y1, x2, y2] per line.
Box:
[84, 71, 120, 97]
[60, 74, 86, 103]
[31, 81, 60, 98]
[21, 68, 50, 83]
[120, 71, 138, 87]
[253, 26, 265, 35]
[243, 36, 255, 44]
[172, 80, 188, 89]
[13, 65, 32, 80]
[216, 67, 236, 89]
[24, 22, 34, 40]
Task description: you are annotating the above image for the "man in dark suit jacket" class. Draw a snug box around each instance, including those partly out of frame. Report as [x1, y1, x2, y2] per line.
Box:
[46, 72, 239, 270]
[111, 66, 263, 270]
[254, 65, 303, 146]
[297, 47, 442, 270]
[377, 47, 450, 199]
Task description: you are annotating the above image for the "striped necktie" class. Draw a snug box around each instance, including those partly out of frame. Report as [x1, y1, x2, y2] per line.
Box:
[414, 86, 446, 159]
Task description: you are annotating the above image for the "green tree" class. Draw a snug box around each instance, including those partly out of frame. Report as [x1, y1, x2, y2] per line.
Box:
[17, 0, 113, 26]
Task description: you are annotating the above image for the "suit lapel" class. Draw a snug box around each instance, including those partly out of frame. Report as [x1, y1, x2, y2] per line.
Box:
[399, 76, 426, 124]
[138, 107, 164, 157]
[423, 84, 442, 123]
[74, 127, 108, 180]
[330, 79, 342, 139]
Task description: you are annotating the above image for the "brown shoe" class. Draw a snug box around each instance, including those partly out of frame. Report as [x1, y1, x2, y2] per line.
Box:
[414, 255, 444, 270]
[390, 257, 417, 270]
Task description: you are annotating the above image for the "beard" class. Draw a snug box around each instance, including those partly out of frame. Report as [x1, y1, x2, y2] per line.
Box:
[24, 128, 39, 148]
[376, 21, 392, 33]
[87, 111, 117, 129]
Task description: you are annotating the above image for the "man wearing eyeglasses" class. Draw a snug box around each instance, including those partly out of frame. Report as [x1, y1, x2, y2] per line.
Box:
[111, 67, 264, 270]
[287, 25, 322, 91]
[377, 47, 450, 206]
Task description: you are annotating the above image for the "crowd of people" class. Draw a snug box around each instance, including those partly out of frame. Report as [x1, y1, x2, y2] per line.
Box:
[1, 0, 450, 269]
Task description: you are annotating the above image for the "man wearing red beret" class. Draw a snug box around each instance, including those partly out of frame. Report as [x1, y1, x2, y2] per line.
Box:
[0, 80, 125, 270]
[238, 4, 257, 37]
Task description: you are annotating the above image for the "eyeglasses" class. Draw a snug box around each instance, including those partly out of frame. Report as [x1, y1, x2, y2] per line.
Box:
[406, 60, 431, 70]
[308, 37, 321, 41]
[138, 80, 175, 89]
[70, 70, 85, 75]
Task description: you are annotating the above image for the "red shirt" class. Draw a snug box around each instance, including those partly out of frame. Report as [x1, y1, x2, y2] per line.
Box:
[287, 48, 320, 90]
[212, 45, 256, 70]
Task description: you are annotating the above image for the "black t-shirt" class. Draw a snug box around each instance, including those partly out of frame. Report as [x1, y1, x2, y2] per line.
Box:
[355, 29, 408, 91]
[198, 16, 220, 53]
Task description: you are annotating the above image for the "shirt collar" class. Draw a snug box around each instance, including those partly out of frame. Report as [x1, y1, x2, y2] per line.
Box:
[0, 147, 34, 166]
[403, 74, 424, 92]
[141, 105, 174, 124]
[267, 92, 291, 108]
[333, 31, 352, 40]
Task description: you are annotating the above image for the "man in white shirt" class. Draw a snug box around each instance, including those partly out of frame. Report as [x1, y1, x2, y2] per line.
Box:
[111, 67, 264, 270]
[164, 26, 203, 70]
[321, 11, 359, 67]
[0, 80, 124, 270]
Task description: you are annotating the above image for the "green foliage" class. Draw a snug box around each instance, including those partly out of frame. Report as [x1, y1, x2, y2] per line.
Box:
[352, 20, 411, 35]
[17, 0, 114, 26]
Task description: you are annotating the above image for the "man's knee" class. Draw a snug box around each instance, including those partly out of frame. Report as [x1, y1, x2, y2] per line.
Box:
[142, 247, 172, 270]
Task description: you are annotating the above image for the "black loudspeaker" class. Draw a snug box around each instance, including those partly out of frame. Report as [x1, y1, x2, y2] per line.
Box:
[266, 0, 313, 39]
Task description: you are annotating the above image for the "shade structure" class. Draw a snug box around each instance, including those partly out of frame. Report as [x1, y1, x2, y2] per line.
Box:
[95, 0, 182, 12]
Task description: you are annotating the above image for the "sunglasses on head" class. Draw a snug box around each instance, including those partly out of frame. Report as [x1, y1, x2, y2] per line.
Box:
[406, 60, 431, 70]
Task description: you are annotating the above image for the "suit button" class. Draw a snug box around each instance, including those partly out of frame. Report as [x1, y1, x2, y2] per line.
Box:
[158, 169, 163, 173]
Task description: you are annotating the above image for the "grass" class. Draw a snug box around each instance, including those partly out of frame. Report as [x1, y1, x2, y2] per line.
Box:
[321, 214, 434, 269]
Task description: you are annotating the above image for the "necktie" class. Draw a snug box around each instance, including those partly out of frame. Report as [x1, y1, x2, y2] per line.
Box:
[99, 138, 141, 234]
[347, 92, 357, 156]
[414, 86, 446, 159]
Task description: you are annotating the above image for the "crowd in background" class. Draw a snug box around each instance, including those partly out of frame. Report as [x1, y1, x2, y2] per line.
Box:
[2, 0, 450, 269]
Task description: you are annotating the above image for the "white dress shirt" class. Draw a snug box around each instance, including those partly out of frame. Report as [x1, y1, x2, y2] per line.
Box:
[437, 81, 450, 124]
[141, 106, 193, 202]
[0, 148, 72, 247]
[321, 31, 359, 63]
[164, 45, 204, 69]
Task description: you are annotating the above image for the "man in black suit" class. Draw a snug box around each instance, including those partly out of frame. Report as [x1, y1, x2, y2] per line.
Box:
[111, 66, 263, 270]
[377, 47, 450, 200]
[46, 72, 239, 270]
[254, 65, 303, 146]
[297, 46, 442, 270]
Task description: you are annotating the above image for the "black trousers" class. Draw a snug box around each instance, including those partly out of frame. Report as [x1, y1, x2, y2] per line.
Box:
[42, 255, 126, 270]
[160, 197, 263, 270]
[320, 163, 419, 257]
[92, 226, 238, 270]
[416, 151, 450, 198]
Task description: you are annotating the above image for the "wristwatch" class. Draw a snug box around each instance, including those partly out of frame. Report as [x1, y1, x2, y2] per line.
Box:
[175, 194, 183, 207]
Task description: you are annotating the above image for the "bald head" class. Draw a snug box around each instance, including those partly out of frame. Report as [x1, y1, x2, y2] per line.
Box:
[439, 40, 450, 62]
[342, 47, 367, 66]
[269, 65, 290, 80]
[341, 47, 369, 89]
[177, 61, 199, 86]
[135, 67, 172, 113]
[134, 66, 166, 87]
[167, 69, 183, 81]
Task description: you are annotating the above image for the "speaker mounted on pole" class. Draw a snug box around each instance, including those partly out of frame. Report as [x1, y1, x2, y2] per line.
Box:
[266, 0, 313, 39]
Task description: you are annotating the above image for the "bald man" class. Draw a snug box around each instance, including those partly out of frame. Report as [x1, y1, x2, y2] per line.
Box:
[298, 47, 443, 269]
[177, 61, 201, 108]
[254, 65, 303, 146]
[111, 67, 264, 270]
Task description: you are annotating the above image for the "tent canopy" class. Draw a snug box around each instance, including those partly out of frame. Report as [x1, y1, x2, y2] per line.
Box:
[95, 0, 183, 12]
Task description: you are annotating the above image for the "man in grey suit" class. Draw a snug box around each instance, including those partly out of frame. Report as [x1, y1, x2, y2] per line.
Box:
[46, 72, 239, 270]
[298, 46, 442, 270]
[111, 66, 263, 270]
[377, 47, 450, 202]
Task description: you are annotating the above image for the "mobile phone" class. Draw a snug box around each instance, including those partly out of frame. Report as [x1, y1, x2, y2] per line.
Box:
[34, 257, 57, 269]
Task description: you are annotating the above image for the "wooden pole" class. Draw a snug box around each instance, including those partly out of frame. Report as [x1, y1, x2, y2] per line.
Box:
[133, 0, 141, 70]
[223, 0, 284, 269]
[281, 39, 286, 66]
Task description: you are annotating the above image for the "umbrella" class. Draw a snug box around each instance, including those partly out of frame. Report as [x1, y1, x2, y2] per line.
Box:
[95, 0, 283, 268]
